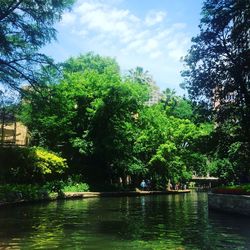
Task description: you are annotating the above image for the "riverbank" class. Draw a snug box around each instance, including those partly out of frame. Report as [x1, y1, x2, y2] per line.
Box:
[0, 189, 190, 207]
[208, 193, 250, 216]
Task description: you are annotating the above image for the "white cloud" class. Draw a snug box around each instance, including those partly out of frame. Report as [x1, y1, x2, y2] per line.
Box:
[53, 0, 192, 93]
[172, 22, 187, 29]
[166, 35, 190, 61]
[61, 1, 189, 60]
[145, 10, 166, 26]
[149, 50, 162, 59]
[144, 39, 158, 52]
[60, 12, 76, 26]
[74, 1, 139, 43]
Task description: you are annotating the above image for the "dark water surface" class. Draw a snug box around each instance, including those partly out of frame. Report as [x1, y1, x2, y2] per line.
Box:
[0, 192, 250, 249]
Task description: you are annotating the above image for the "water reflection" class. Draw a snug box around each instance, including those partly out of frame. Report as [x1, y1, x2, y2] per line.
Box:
[0, 192, 250, 249]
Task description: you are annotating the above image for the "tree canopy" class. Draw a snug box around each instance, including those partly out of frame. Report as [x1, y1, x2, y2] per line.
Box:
[182, 0, 250, 182]
[20, 53, 213, 188]
[0, 0, 75, 91]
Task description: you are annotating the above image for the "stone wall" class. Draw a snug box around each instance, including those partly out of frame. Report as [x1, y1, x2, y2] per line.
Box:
[208, 193, 250, 216]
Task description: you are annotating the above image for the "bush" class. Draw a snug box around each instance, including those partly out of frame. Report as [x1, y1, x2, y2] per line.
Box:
[0, 184, 49, 202]
[34, 147, 67, 175]
[62, 182, 89, 192]
[0, 147, 68, 184]
[43, 177, 90, 192]
[62, 175, 89, 192]
[0, 180, 90, 202]
[212, 184, 250, 195]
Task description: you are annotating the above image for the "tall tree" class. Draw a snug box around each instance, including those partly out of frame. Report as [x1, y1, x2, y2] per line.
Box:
[0, 0, 74, 91]
[182, 0, 250, 182]
[126, 66, 161, 105]
[63, 52, 120, 76]
[127, 66, 153, 85]
[20, 54, 149, 185]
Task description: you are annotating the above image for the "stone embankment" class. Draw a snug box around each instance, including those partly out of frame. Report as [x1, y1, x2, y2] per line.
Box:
[0, 190, 190, 207]
[208, 193, 250, 216]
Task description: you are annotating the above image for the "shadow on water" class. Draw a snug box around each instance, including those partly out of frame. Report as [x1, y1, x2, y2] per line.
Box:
[0, 191, 250, 249]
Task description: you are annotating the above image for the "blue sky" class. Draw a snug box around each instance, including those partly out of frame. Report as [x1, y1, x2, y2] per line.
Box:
[43, 0, 204, 94]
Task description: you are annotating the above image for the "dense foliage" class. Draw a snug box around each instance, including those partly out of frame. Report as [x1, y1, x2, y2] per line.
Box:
[0, 0, 74, 91]
[0, 178, 89, 202]
[0, 0, 248, 194]
[0, 147, 68, 183]
[182, 0, 250, 183]
[19, 53, 213, 189]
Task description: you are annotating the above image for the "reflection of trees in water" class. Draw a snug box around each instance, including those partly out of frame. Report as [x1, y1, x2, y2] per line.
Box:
[0, 194, 249, 249]
[94, 194, 197, 243]
[0, 199, 97, 248]
[103, 193, 248, 249]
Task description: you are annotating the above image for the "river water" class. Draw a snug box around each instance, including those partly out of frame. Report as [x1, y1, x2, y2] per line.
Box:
[0, 192, 250, 249]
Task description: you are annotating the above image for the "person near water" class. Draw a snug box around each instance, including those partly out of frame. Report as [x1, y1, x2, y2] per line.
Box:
[140, 180, 146, 190]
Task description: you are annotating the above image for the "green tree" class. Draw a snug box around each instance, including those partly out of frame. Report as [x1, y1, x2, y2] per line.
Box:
[63, 52, 120, 76]
[161, 88, 193, 119]
[0, 0, 74, 91]
[20, 54, 149, 186]
[126, 66, 154, 85]
[134, 103, 213, 188]
[182, 0, 250, 182]
[89, 81, 148, 184]
[20, 53, 213, 189]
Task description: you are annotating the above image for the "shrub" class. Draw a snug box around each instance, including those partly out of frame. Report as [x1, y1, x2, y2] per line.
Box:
[34, 147, 68, 175]
[61, 182, 89, 192]
[0, 180, 90, 202]
[43, 177, 90, 192]
[0, 147, 68, 184]
[212, 184, 250, 195]
[0, 184, 49, 202]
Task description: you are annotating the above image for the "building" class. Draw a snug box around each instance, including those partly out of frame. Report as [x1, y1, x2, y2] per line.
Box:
[1, 122, 29, 146]
[145, 82, 163, 106]
[0, 108, 29, 146]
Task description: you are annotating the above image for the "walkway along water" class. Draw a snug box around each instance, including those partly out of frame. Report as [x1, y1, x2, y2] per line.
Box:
[0, 190, 190, 207]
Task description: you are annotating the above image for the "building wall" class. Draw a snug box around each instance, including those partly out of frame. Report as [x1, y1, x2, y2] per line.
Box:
[145, 83, 162, 106]
[0, 122, 29, 146]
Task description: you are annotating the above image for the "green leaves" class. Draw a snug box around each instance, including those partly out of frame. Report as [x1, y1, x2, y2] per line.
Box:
[20, 53, 214, 187]
[0, 147, 68, 184]
[0, 0, 75, 90]
[182, 0, 250, 183]
[34, 147, 68, 175]
[134, 102, 213, 184]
